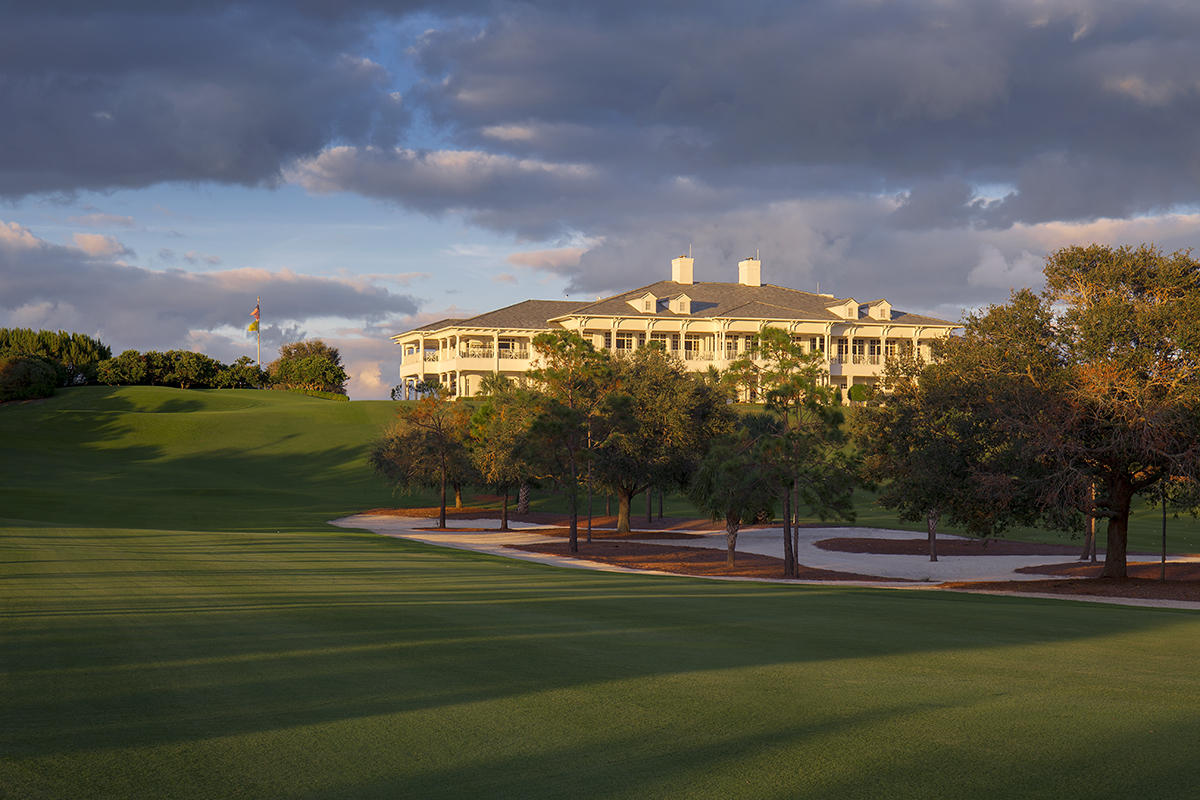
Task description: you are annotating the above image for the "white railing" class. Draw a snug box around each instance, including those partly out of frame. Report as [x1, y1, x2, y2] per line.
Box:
[499, 349, 530, 360]
[423, 351, 441, 362]
[459, 348, 495, 359]
[685, 350, 715, 361]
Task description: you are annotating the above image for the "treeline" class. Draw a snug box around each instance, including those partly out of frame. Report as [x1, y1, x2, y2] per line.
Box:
[0, 329, 111, 401]
[0, 327, 350, 401]
[96, 340, 349, 394]
[372, 327, 859, 572]
[97, 350, 267, 389]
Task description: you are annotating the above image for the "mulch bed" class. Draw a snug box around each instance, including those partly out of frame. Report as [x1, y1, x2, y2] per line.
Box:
[1015, 560, 1200, 580]
[508, 540, 912, 582]
[945, 577, 1200, 602]
[364, 507, 729, 532]
[816, 537, 1088, 556]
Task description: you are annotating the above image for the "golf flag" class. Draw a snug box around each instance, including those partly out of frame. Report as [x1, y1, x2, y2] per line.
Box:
[248, 300, 260, 331]
[247, 319, 259, 332]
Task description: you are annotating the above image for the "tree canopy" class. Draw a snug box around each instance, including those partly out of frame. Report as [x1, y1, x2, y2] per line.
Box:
[897, 244, 1200, 577]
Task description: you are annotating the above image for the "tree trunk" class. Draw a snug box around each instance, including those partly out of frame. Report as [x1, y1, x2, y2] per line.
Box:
[646, 488, 653, 525]
[616, 486, 633, 533]
[606, 493, 611, 516]
[782, 487, 794, 577]
[438, 455, 447, 529]
[454, 485, 463, 509]
[517, 482, 530, 514]
[658, 489, 663, 520]
[927, 509, 939, 562]
[567, 452, 579, 554]
[1080, 484, 1095, 561]
[725, 516, 740, 567]
[1100, 475, 1134, 578]
[792, 480, 800, 575]
[500, 490, 509, 531]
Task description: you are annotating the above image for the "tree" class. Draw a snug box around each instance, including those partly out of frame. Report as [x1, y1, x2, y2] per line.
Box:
[269, 340, 348, 394]
[161, 350, 221, 389]
[925, 244, 1200, 578]
[215, 356, 267, 388]
[97, 350, 148, 386]
[369, 385, 472, 528]
[728, 327, 858, 576]
[527, 331, 615, 553]
[469, 377, 537, 530]
[688, 414, 784, 566]
[593, 345, 732, 532]
[856, 350, 1057, 561]
[0, 328, 111, 385]
[0, 355, 58, 401]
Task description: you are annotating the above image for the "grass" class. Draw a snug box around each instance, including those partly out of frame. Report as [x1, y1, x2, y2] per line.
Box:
[4, 386, 1200, 798]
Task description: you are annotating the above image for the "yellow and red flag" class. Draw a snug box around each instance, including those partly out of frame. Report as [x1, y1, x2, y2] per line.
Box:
[248, 300, 260, 332]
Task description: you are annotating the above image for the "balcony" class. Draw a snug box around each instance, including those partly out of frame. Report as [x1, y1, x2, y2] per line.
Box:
[423, 351, 441, 363]
[458, 348, 495, 360]
[499, 348, 530, 360]
[684, 350, 716, 361]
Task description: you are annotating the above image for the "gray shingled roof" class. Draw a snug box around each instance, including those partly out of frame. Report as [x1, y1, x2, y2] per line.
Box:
[413, 317, 465, 331]
[398, 299, 588, 335]
[397, 282, 955, 337]
[550, 280, 955, 325]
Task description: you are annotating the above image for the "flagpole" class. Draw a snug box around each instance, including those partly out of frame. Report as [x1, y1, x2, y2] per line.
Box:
[256, 296, 261, 368]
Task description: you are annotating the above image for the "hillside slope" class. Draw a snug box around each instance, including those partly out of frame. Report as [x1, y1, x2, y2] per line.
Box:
[0, 386, 401, 531]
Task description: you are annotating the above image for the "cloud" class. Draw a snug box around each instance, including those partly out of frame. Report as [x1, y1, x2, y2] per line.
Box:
[0, 219, 420, 366]
[67, 212, 137, 228]
[506, 246, 587, 274]
[967, 246, 1045, 290]
[183, 250, 223, 266]
[72, 233, 133, 258]
[0, 4, 408, 197]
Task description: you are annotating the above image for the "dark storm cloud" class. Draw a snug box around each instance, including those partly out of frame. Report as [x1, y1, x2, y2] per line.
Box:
[401, 0, 1200, 229]
[0, 3, 411, 196]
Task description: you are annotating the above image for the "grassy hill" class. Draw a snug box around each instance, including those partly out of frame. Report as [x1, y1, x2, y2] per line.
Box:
[4, 387, 1200, 799]
[0, 386, 401, 531]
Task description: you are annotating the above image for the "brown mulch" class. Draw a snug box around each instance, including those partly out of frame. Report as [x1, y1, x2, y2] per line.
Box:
[508, 540, 913, 582]
[363, 506, 728, 532]
[1015, 560, 1200, 580]
[816, 536, 1089, 556]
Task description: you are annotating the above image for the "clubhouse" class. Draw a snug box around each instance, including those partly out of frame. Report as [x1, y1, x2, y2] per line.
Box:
[392, 255, 957, 399]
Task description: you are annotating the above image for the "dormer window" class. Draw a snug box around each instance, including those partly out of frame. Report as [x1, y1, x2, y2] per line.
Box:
[671, 294, 692, 315]
[826, 298, 859, 320]
[628, 291, 658, 313]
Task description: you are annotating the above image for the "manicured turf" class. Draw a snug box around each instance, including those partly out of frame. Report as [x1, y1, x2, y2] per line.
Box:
[4, 387, 1200, 798]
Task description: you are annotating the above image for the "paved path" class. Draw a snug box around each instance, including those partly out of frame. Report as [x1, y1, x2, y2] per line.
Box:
[331, 513, 1200, 610]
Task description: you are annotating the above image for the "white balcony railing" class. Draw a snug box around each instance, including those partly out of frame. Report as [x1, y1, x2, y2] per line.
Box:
[499, 349, 530, 360]
[423, 351, 440, 362]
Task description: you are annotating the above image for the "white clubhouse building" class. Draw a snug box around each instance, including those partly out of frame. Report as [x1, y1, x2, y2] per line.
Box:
[392, 255, 957, 399]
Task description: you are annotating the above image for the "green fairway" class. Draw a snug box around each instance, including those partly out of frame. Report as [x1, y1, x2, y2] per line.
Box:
[4, 387, 1200, 798]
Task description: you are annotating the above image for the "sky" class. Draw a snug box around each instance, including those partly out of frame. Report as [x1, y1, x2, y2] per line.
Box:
[4, 0, 1200, 398]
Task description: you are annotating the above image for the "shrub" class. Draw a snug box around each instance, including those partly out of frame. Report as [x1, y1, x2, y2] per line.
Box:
[215, 356, 266, 389]
[0, 355, 59, 401]
[268, 340, 348, 394]
[97, 350, 149, 385]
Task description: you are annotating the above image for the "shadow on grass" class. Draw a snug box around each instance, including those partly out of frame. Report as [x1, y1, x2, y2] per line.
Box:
[4, 529, 1198, 761]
